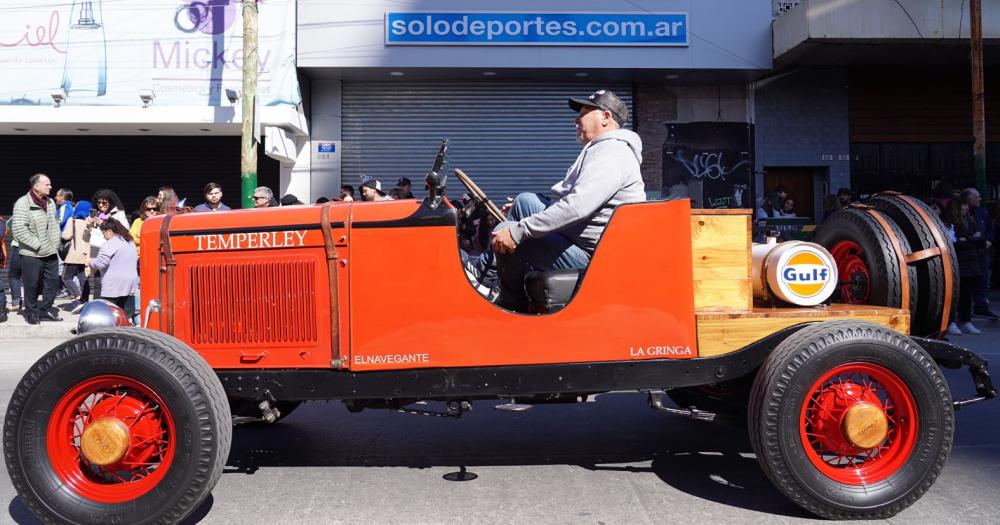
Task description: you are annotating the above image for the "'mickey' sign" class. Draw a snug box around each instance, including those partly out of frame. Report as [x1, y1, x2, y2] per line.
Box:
[385, 12, 688, 46]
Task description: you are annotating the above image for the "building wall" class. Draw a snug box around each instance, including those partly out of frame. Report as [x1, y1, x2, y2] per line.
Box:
[753, 68, 850, 208]
[298, 0, 772, 71]
[635, 83, 748, 192]
[775, 0, 1000, 56]
[308, 78, 344, 202]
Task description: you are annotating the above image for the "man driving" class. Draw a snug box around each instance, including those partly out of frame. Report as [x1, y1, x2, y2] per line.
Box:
[488, 89, 645, 310]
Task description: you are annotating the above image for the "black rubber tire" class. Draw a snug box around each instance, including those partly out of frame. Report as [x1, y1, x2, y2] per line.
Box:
[748, 321, 954, 519]
[3, 328, 232, 525]
[814, 208, 917, 312]
[229, 398, 302, 423]
[867, 195, 959, 337]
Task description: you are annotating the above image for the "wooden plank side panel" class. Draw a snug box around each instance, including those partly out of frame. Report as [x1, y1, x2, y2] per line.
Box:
[696, 305, 910, 357]
[693, 280, 751, 310]
[692, 249, 748, 280]
[691, 213, 751, 309]
[690, 214, 749, 251]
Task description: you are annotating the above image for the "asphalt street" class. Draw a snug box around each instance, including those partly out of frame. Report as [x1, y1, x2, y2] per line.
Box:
[0, 330, 997, 525]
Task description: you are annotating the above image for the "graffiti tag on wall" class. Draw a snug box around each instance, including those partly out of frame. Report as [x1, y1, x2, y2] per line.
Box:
[671, 150, 750, 181]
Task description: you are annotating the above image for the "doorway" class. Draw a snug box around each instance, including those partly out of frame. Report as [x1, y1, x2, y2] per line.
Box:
[763, 167, 819, 222]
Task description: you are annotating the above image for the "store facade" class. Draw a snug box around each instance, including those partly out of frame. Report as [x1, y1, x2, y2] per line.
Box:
[1, 0, 774, 212]
[297, 0, 773, 205]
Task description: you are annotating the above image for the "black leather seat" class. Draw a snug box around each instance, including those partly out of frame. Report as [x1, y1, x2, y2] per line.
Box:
[524, 269, 585, 313]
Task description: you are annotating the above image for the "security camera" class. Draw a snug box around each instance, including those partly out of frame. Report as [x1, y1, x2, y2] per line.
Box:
[50, 90, 66, 107]
[225, 89, 240, 104]
[138, 89, 156, 108]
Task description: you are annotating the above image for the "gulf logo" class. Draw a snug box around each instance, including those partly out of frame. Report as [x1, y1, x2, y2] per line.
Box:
[780, 251, 833, 298]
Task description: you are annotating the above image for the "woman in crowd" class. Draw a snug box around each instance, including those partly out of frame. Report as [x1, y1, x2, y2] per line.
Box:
[92, 189, 129, 229]
[89, 219, 138, 313]
[780, 198, 797, 217]
[86, 189, 127, 302]
[130, 196, 159, 245]
[157, 186, 179, 213]
[948, 195, 984, 335]
[61, 201, 92, 312]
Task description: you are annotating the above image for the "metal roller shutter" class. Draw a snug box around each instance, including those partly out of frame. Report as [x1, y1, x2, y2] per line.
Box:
[342, 81, 633, 200]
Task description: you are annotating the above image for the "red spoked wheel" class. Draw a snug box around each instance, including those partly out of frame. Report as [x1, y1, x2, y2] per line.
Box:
[830, 241, 870, 304]
[46, 375, 176, 504]
[799, 362, 918, 486]
[749, 321, 954, 519]
[4, 329, 231, 525]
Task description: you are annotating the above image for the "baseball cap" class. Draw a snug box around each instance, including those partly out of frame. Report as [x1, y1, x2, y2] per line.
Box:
[568, 89, 629, 127]
[361, 177, 385, 196]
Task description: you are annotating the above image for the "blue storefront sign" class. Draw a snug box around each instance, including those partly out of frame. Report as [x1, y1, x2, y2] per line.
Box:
[385, 12, 688, 46]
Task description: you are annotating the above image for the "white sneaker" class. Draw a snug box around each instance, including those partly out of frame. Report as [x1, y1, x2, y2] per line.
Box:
[947, 322, 963, 335]
[959, 322, 981, 335]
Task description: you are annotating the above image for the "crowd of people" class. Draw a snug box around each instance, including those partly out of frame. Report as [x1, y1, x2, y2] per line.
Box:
[756, 186, 799, 218]
[0, 174, 419, 325]
[757, 186, 856, 220]
[0, 175, 152, 325]
[922, 185, 998, 335]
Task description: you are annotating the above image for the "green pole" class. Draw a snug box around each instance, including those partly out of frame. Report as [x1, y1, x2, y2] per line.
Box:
[240, 0, 258, 208]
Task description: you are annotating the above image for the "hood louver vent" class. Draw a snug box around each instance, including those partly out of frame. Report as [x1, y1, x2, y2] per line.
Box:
[189, 259, 318, 345]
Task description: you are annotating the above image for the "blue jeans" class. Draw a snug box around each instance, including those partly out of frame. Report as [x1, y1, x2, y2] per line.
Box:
[493, 192, 591, 310]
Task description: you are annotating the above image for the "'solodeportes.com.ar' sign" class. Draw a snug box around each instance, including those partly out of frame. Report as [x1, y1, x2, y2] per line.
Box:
[385, 12, 688, 46]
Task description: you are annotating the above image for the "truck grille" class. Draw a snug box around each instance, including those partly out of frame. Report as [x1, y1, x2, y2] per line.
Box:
[189, 259, 318, 345]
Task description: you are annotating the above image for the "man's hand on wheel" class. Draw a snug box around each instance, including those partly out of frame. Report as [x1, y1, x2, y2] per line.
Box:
[491, 227, 518, 255]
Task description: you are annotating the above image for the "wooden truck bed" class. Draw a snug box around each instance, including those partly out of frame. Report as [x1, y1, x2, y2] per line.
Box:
[690, 209, 909, 357]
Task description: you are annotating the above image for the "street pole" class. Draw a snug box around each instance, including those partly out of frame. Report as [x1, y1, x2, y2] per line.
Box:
[240, 0, 259, 209]
[971, 0, 986, 193]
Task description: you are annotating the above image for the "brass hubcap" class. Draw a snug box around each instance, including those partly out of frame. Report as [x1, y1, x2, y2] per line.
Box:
[80, 417, 131, 466]
[841, 402, 889, 449]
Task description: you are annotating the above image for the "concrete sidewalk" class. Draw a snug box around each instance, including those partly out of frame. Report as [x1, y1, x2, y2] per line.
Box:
[0, 297, 81, 340]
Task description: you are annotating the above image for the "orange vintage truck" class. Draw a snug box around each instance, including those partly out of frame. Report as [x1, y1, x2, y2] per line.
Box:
[3, 157, 995, 524]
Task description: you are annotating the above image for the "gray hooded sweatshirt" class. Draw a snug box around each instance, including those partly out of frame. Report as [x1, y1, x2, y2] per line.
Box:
[510, 129, 646, 253]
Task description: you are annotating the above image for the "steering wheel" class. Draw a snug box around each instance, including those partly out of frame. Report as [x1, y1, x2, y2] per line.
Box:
[453, 168, 505, 222]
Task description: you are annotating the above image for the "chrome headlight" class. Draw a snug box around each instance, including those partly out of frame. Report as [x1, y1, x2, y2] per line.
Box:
[76, 300, 130, 334]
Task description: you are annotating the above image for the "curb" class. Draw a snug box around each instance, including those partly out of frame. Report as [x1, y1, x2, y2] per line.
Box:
[0, 321, 76, 340]
[2, 298, 80, 340]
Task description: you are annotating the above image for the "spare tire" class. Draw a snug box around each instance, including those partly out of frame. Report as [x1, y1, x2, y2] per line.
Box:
[814, 208, 917, 313]
[867, 194, 958, 337]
